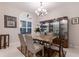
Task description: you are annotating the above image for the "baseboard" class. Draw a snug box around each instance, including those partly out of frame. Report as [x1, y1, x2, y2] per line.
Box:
[69, 43, 79, 48]
[69, 43, 74, 48]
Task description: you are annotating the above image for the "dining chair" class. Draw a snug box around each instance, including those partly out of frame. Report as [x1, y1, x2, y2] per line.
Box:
[51, 41, 66, 57]
[18, 34, 27, 56]
[25, 35, 44, 57]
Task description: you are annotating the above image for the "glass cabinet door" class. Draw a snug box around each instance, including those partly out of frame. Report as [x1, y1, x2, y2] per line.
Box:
[52, 21, 59, 36]
[40, 22, 49, 34]
[59, 19, 68, 40]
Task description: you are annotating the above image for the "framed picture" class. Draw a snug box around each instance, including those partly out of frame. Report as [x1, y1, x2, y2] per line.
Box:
[4, 15, 17, 28]
[71, 17, 79, 24]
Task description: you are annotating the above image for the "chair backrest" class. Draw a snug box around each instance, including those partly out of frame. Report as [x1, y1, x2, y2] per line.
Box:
[18, 34, 26, 46]
[25, 35, 35, 52]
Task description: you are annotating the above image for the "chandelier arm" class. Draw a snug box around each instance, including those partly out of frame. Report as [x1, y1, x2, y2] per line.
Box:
[35, 2, 47, 16]
[40, 2, 42, 6]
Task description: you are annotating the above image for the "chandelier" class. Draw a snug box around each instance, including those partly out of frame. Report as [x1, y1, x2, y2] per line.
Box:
[35, 2, 47, 16]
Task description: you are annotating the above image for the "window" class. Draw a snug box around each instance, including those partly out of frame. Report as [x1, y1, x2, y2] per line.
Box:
[20, 20, 32, 34]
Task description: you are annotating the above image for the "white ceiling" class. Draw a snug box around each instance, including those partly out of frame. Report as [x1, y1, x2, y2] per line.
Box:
[0, 2, 79, 15]
[0, 2, 60, 14]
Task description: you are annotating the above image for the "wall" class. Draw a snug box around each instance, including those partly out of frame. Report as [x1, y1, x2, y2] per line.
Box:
[0, 4, 38, 47]
[39, 2, 79, 48]
[1, 2, 79, 48]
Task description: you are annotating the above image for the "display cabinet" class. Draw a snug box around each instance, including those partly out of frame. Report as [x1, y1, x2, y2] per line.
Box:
[59, 17, 69, 48]
[40, 16, 69, 48]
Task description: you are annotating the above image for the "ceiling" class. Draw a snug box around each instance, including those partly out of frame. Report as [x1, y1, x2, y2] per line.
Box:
[0, 2, 79, 16]
[0, 2, 61, 14]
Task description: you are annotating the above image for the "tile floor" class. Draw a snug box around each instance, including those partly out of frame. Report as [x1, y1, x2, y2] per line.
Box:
[66, 48, 79, 57]
[0, 42, 79, 57]
[0, 42, 24, 57]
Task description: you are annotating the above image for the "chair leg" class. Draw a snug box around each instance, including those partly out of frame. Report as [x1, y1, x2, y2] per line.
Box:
[25, 47, 27, 57]
[33, 53, 36, 57]
[21, 46, 22, 52]
[27, 50, 29, 57]
[42, 48, 44, 57]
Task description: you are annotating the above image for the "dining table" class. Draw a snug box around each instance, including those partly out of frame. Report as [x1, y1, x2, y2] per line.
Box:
[33, 35, 57, 47]
[32, 35, 58, 56]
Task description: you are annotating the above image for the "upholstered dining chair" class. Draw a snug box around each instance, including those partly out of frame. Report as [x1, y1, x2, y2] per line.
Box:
[25, 35, 44, 57]
[18, 34, 27, 56]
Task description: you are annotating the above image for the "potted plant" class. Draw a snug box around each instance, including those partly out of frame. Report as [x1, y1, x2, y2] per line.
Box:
[35, 28, 40, 32]
[35, 27, 40, 36]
